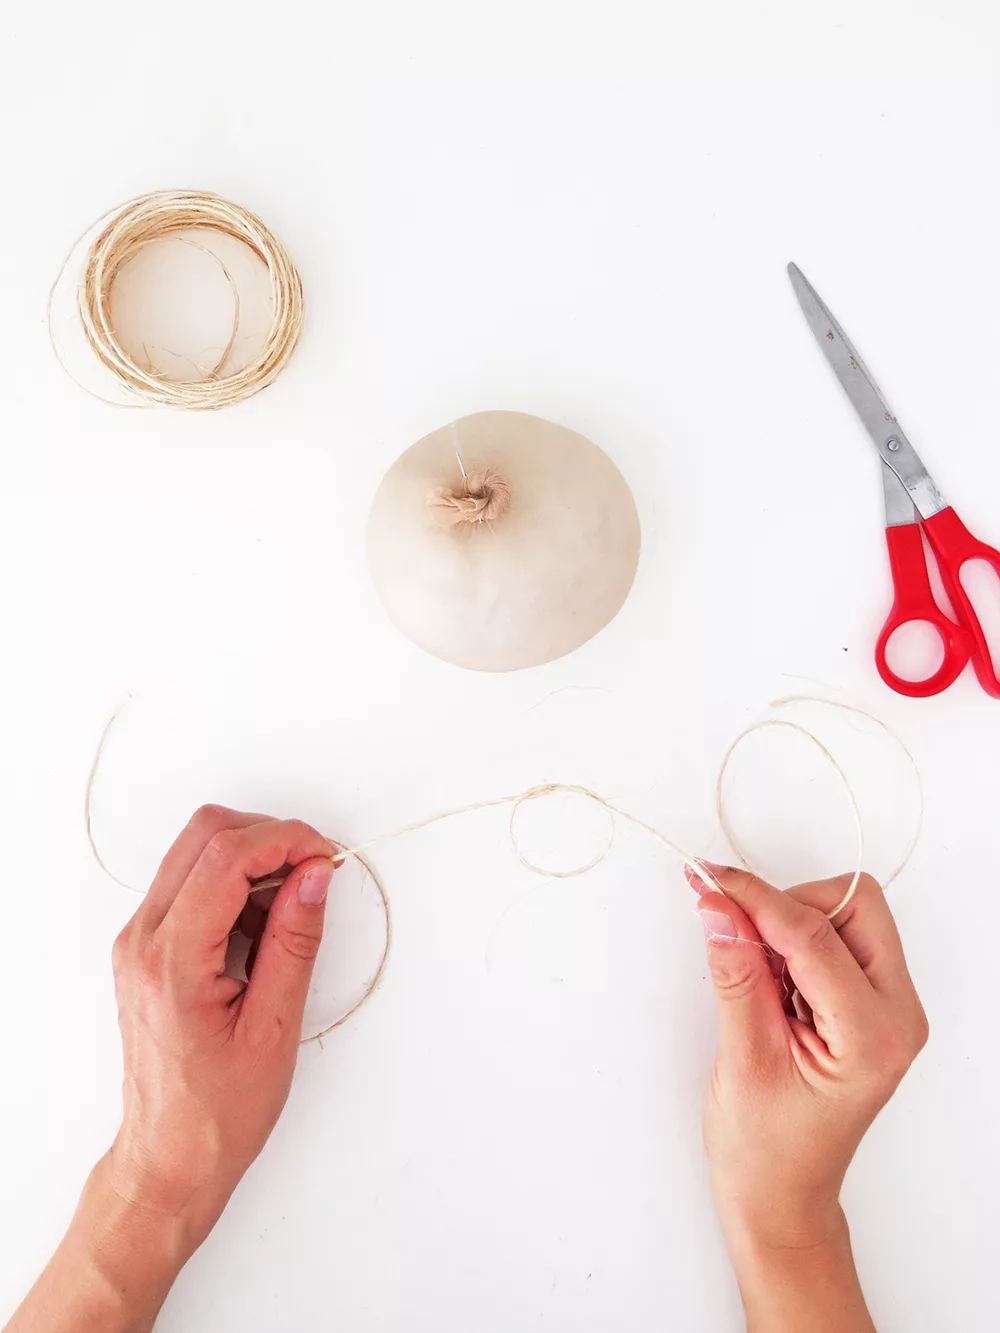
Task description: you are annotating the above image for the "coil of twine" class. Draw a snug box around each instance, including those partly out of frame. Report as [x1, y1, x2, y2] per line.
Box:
[50, 190, 304, 410]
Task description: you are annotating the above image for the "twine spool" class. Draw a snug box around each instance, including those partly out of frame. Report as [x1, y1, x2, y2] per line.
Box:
[50, 190, 304, 410]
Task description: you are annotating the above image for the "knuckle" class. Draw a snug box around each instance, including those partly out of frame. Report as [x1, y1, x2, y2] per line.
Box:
[204, 826, 247, 866]
[275, 923, 322, 963]
[114, 937, 167, 1010]
[869, 1016, 920, 1083]
[187, 803, 233, 839]
[882, 1047, 914, 1084]
[133, 937, 168, 988]
[796, 909, 838, 954]
[912, 1004, 930, 1054]
[882, 1043, 910, 1081]
[922, 1007, 938, 1050]
[283, 817, 325, 846]
[709, 952, 765, 1002]
[111, 926, 132, 975]
[722, 870, 769, 899]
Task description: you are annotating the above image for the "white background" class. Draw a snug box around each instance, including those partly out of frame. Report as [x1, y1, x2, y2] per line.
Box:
[2, 2, 998, 1329]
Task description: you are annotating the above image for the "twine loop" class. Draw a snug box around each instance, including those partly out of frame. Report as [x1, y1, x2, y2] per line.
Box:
[86, 695, 922, 1042]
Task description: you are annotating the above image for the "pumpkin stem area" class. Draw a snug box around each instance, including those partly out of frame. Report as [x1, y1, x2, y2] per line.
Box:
[427, 467, 512, 530]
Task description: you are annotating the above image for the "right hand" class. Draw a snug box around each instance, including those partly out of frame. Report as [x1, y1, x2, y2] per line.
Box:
[687, 864, 928, 1255]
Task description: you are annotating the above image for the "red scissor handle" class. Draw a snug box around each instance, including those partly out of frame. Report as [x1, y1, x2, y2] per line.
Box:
[922, 506, 1000, 698]
[875, 521, 973, 698]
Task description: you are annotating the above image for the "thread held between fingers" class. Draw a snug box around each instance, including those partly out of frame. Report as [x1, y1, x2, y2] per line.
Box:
[699, 909, 738, 943]
[85, 694, 919, 1038]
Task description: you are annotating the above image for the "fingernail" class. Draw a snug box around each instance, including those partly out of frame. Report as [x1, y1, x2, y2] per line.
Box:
[685, 861, 730, 894]
[698, 908, 738, 942]
[298, 864, 333, 907]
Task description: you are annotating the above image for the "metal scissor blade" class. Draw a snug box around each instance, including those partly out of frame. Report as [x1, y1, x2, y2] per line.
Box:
[788, 263, 901, 442]
[787, 263, 946, 520]
[882, 460, 919, 528]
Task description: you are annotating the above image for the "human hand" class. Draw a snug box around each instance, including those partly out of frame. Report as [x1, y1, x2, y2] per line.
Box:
[688, 864, 928, 1330]
[106, 805, 337, 1249]
[5, 806, 337, 1333]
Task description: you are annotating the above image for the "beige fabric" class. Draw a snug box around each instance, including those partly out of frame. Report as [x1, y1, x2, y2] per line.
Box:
[366, 410, 641, 671]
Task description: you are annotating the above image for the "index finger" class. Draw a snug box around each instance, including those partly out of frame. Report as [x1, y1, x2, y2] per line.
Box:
[163, 818, 335, 971]
[784, 872, 915, 1001]
[139, 804, 270, 930]
[696, 864, 876, 1056]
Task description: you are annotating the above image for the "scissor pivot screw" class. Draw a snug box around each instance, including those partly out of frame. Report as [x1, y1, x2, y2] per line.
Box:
[886, 437, 900, 452]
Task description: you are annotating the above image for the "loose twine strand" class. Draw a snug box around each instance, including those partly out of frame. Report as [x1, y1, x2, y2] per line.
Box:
[48, 190, 304, 410]
[85, 695, 922, 1042]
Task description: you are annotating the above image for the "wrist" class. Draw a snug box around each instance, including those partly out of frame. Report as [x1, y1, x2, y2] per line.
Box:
[104, 1120, 242, 1252]
[7, 1156, 194, 1333]
[68, 1156, 192, 1319]
[717, 1189, 846, 1258]
[719, 1203, 874, 1333]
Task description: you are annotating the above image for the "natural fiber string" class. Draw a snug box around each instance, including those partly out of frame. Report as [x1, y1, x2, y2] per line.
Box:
[768, 695, 923, 891]
[716, 717, 864, 918]
[305, 855, 391, 1041]
[716, 695, 924, 917]
[85, 695, 920, 1039]
[242, 852, 391, 1045]
[82, 702, 390, 1043]
[48, 190, 303, 410]
[84, 706, 135, 892]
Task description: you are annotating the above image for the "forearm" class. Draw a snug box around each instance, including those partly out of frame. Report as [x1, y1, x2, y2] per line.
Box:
[724, 1205, 875, 1333]
[5, 1156, 189, 1333]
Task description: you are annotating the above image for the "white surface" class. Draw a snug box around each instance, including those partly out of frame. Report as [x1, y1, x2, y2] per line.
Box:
[2, 3, 998, 1329]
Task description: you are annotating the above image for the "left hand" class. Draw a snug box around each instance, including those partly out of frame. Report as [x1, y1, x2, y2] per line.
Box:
[106, 804, 337, 1250]
[5, 805, 338, 1333]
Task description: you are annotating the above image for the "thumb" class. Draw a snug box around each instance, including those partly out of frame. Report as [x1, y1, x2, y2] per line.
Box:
[242, 856, 334, 1040]
[694, 888, 787, 1063]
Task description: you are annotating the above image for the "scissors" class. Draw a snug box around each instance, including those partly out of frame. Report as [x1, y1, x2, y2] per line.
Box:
[789, 263, 1000, 698]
